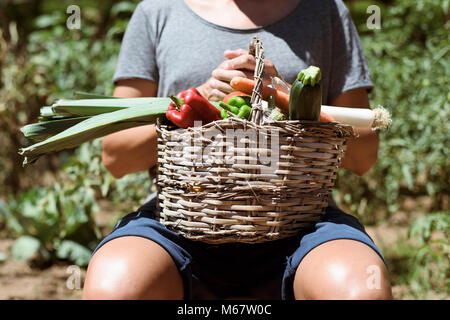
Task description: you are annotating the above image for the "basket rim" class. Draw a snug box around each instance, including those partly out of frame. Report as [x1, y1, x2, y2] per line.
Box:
[156, 116, 355, 138]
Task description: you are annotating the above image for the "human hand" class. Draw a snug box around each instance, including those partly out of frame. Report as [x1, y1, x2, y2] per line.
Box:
[197, 49, 282, 101]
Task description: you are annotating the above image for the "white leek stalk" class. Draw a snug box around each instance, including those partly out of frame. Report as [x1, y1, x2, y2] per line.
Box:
[321, 105, 391, 130]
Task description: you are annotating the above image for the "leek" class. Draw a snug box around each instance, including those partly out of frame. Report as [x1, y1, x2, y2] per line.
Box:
[19, 105, 166, 165]
[19, 93, 222, 166]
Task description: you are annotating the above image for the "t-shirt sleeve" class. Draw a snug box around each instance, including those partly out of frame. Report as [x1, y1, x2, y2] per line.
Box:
[327, 6, 374, 104]
[112, 3, 159, 84]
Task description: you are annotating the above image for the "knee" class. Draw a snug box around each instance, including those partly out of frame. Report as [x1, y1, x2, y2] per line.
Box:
[82, 238, 184, 300]
[82, 255, 144, 299]
[323, 260, 392, 300]
[293, 240, 393, 300]
[294, 259, 393, 300]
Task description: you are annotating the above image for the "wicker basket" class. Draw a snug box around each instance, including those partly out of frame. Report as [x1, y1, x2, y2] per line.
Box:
[155, 37, 354, 244]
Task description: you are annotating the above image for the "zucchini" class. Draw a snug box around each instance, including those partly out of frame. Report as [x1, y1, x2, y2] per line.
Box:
[289, 66, 322, 121]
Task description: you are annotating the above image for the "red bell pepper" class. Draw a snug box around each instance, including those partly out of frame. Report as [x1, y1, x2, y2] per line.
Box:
[177, 88, 221, 123]
[166, 88, 221, 128]
[166, 101, 202, 129]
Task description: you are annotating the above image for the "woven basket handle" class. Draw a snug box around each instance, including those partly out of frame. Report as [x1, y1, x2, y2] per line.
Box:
[249, 36, 265, 125]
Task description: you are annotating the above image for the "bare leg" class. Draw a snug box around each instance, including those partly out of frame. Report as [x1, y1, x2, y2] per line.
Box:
[83, 236, 184, 299]
[293, 239, 393, 300]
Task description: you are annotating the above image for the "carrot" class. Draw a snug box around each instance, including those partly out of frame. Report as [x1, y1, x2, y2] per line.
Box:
[223, 91, 249, 104]
[319, 111, 335, 122]
[230, 77, 290, 113]
[230, 76, 335, 122]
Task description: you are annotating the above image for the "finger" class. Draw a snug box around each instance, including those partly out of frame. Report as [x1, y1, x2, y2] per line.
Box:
[223, 54, 256, 71]
[211, 88, 227, 100]
[224, 48, 248, 60]
[263, 59, 281, 78]
[212, 68, 253, 82]
[207, 77, 235, 94]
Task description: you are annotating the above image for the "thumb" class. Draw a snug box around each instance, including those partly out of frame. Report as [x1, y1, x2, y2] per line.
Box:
[224, 48, 248, 59]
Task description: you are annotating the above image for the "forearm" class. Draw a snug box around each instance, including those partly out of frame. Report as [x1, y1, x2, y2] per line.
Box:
[102, 125, 158, 178]
[331, 88, 379, 176]
[340, 127, 379, 176]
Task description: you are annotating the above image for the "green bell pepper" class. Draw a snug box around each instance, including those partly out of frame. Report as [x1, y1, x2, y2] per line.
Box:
[227, 96, 247, 108]
[237, 105, 252, 120]
[220, 108, 229, 119]
[219, 100, 252, 120]
[219, 101, 239, 114]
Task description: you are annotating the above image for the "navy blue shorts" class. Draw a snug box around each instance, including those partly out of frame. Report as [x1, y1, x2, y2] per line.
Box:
[92, 195, 385, 300]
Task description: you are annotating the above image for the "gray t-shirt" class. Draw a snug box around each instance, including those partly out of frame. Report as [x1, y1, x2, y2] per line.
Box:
[113, 0, 374, 104]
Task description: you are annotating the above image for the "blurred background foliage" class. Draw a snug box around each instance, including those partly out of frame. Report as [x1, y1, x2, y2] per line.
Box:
[0, 0, 150, 268]
[0, 0, 448, 298]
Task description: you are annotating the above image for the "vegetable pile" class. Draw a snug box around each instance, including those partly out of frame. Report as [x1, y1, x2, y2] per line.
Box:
[19, 66, 390, 166]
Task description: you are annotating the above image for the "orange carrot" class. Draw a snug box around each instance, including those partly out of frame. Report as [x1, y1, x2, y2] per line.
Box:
[230, 77, 289, 113]
[319, 111, 335, 122]
[230, 76, 335, 122]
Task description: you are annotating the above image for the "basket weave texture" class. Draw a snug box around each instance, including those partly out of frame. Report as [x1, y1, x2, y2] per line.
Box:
[155, 37, 354, 244]
[156, 118, 353, 244]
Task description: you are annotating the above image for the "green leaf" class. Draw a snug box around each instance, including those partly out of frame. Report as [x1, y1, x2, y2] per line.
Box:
[401, 165, 414, 190]
[34, 14, 64, 29]
[110, 2, 138, 16]
[56, 240, 92, 266]
[21, 116, 90, 142]
[11, 236, 41, 261]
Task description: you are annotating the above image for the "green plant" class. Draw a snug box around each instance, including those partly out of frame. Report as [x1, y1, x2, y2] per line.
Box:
[2, 182, 100, 267]
[0, 1, 139, 195]
[336, 0, 449, 222]
[0, 1, 151, 266]
[408, 211, 449, 298]
[1, 138, 154, 267]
